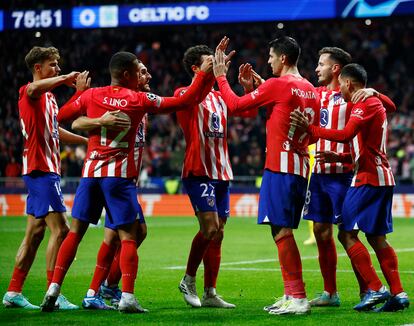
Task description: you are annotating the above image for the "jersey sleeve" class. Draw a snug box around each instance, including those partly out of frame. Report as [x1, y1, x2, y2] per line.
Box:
[216, 76, 277, 114]
[142, 71, 208, 114]
[57, 89, 89, 123]
[378, 93, 396, 114]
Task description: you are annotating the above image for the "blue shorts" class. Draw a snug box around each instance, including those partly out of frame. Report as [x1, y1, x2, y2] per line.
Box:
[258, 170, 307, 228]
[23, 172, 66, 218]
[304, 173, 353, 224]
[339, 185, 394, 235]
[182, 177, 230, 219]
[72, 177, 143, 229]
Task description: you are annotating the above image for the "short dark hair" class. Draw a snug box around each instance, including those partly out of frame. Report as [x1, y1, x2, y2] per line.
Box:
[109, 52, 139, 78]
[25, 46, 60, 72]
[340, 63, 367, 86]
[319, 47, 352, 67]
[268, 36, 301, 65]
[183, 45, 214, 76]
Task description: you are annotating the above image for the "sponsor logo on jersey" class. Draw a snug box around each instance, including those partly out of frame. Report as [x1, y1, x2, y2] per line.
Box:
[204, 131, 224, 138]
[320, 108, 329, 127]
[283, 141, 291, 151]
[351, 107, 364, 119]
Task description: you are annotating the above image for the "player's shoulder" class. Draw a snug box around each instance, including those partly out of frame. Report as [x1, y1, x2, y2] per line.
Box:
[18, 83, 31, 100]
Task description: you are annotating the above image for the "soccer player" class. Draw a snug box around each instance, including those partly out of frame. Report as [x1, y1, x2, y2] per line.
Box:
[40, 51, 211, 313]
[70, 65, 152, 310]
[176, 40, 254, 309]
[213, 36, 320, 315]
[304, 47, 397, 307]
[291, 63, 409, 312]
[2, 46, 88, 310]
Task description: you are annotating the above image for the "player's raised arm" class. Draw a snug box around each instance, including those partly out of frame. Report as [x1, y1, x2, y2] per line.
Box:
[27, 72, 80, 99]
[351, 88, 396, 113]
[143, 62, 212, 114]
[214, 49, 274, 113]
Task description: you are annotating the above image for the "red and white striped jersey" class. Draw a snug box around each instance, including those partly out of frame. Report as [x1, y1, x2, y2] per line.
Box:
[217, 75, 320, 179]
[175, 88, 233, 180]
[134, 115, 147, 181]
[314, 86, 353, 174]
[70, 86, 160, 178]
[18, 83, 61, 175]
[309, 97, 395, 187]
[348, 98, 395, 187]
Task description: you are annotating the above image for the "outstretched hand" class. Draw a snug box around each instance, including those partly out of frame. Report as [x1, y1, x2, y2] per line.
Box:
[315, 151, 341, 164]
[290, 109, 310, 132]
[76, 70, 91, 92]
[200, 55, 214, 73]
[99, 110, 131, 130]
[213, 49, 229, 77]
[216, 36, 236, 65]
[351, 87, 379, 103]
[238, 63, 254, 92]
[63, 71, 80, 88]
[252, 70, 265, 87]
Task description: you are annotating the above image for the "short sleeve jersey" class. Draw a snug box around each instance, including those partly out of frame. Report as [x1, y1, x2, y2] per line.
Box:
[18, 83, 61, 175]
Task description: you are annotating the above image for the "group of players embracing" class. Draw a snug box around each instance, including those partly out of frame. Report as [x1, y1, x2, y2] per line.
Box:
[3, 34, 409, 315]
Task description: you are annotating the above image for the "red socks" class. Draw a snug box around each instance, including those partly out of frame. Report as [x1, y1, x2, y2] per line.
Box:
[106, 247, 122, 287]
[52, 231, 82, 285]
[346, 241, 382, 291]
[275, 234, 306, 298]
[203, 240, 222, 288]
[316, 238, 337, 294]
[351, 260, 369, 295]
[185, 231, 211, 277]
[46, 270, 54, 289]
[7, 267, 28, 293]
[375, 246, 404, 295]
[89, 241, 118, 292]
[120, 240, 138, 293]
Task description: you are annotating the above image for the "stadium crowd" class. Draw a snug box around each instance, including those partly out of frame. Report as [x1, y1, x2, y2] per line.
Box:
[0, 17, 413, 183]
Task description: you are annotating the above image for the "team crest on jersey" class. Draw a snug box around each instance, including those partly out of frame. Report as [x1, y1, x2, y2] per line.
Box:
[320, 108, 329, 127]
[283, 141, 291, 151]
[179, 89, 187, 96]
[207, 197, 215, 207]
[211, 112, 220, 131]
[333, 93, 343, 105]
[89, 151, 99, 159]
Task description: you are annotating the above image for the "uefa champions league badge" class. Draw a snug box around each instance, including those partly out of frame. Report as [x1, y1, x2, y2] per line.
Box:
[283, 141, 291, 151]
[207, 197, 215, 207]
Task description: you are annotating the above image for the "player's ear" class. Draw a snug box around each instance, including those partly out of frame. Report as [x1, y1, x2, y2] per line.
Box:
[191, 64, 199, 73]
[332, 63, 341, 75]
[33, 63, 42, 74]
[123, 70, 130, 80]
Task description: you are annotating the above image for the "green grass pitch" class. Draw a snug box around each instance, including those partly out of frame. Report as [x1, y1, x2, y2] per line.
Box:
[0, 216, 413, 325]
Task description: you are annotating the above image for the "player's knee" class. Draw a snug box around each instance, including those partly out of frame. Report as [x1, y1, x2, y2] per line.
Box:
[313, 223, 332, 240]
[31, 226, 46, 246]
[202, 226, 218, 240]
